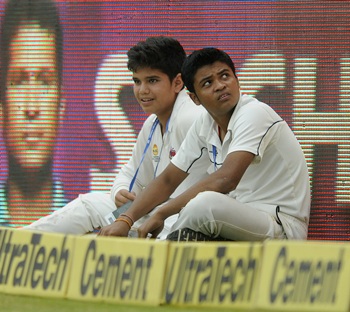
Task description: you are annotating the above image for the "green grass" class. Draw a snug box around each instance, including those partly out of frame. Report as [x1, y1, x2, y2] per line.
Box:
[1, 293, 239, 312]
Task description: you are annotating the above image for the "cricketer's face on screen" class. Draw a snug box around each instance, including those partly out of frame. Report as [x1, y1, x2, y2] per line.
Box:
[3, 22, 62, 172]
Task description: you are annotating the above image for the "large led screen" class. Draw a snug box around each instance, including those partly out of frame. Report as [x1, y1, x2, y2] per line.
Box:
[0, 0, 349, 240]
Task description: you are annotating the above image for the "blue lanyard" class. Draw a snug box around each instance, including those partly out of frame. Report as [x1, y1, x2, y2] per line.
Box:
[212, 125, 221, 172]
[212, 145, 218, 171]
[129, 118, 159, 192]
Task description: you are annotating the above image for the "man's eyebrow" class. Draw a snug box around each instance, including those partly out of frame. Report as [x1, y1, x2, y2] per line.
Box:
[218, 68, 229, 75]
[198, 74, 213, 85]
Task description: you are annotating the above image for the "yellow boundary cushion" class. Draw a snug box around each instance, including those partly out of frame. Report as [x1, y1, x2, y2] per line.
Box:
[0, 227, 75, 298]
[3, 226, 350, 311]
[162, 241, 262, 309]
[66, 235, 168, 306]
[256, 240, 350, 312]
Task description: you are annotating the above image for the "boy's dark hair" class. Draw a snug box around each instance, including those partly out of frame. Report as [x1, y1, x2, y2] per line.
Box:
[127, 36, 186, 82]
[181, 47, 236, 93]
[0, 0, 63, 102]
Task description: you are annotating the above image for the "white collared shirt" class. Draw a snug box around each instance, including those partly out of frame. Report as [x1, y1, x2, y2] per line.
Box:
[172, 93, 311, 239]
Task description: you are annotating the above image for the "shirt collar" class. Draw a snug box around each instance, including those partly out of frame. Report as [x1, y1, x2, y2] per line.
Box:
[199, 92, 243, 144]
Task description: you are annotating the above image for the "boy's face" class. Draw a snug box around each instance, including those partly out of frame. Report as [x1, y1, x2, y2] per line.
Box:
[132, 67, 182, 122]
[190, 61, 240, 119]
[3, 23, 61, 172]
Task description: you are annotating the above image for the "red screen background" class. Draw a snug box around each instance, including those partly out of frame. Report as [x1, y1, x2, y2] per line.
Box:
[0, 0, 349, 240]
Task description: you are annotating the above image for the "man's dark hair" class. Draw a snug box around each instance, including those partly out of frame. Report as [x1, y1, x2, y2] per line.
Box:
[127, 36, 186, 82]
[0, 0, 63, 102]
[181, 47, 236, 93]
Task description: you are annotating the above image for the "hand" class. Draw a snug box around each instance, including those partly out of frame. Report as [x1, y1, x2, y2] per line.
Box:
[138, 213, 165, 239]
[114, 189, 136, 207]
[98, 219, 130, 237]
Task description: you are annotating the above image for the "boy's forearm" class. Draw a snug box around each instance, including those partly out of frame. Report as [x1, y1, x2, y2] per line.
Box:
[126, 180, 173, 222]
[126, 163, 188, 222]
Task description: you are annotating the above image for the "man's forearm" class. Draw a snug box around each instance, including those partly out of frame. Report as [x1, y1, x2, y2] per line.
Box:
[126, 180, 174, 222]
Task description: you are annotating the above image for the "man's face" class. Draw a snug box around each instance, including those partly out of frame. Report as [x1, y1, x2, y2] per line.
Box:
[191, 61, 240, 120]
[4, 23, 61, 171]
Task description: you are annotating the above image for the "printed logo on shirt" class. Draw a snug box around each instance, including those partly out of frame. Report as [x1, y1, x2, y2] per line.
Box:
[153, 144, 160, 163]
[169, 147, 176, 159]
[153, 144, 159, 156]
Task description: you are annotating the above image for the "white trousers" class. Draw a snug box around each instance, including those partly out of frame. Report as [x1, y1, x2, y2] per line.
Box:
[170, 191, 286, 241]
[24, 192, 176, 240]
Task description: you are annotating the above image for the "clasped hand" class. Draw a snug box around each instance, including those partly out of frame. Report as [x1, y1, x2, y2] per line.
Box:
[97, 219, 130, 237]
[98, 212, 165, 239]
[137, 212, 165, 239]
